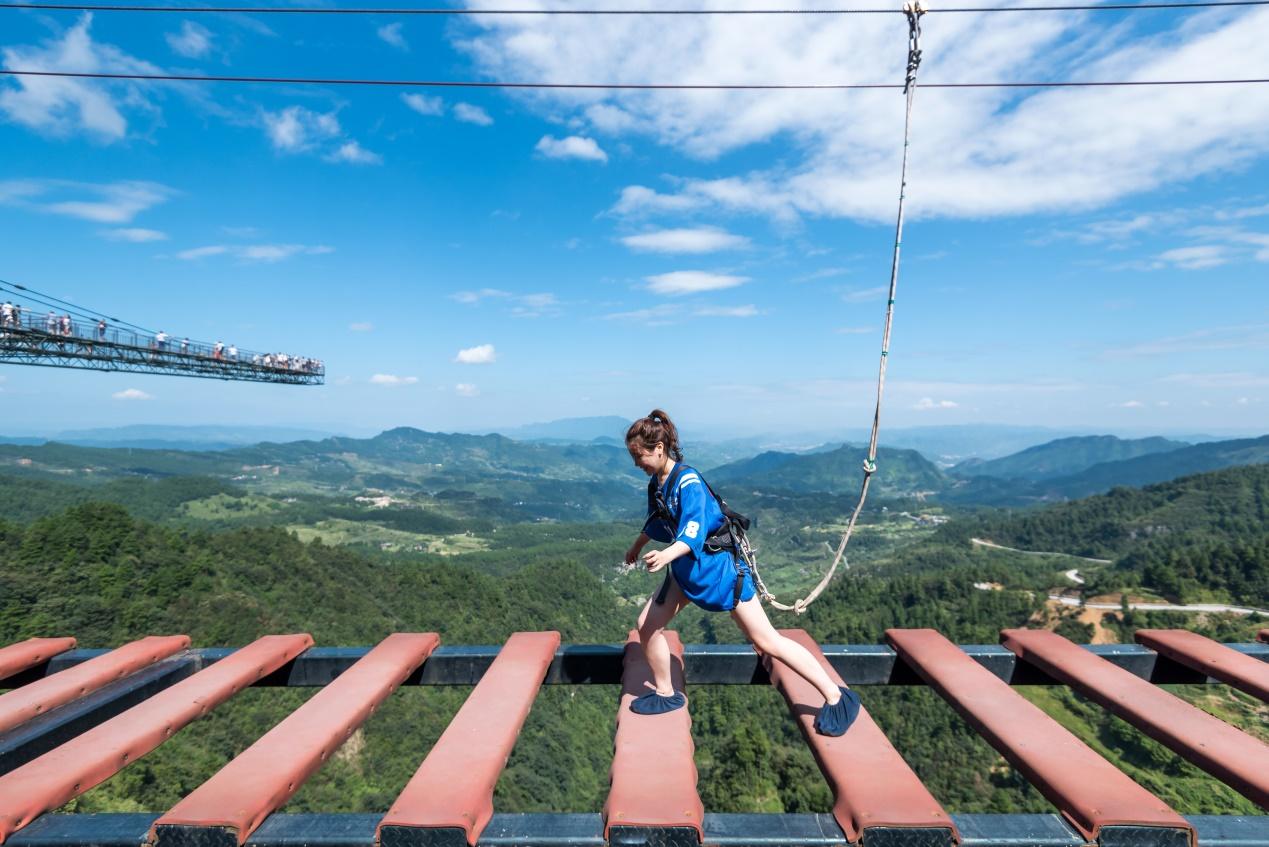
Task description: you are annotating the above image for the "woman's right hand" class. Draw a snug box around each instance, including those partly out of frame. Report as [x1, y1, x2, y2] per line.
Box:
[624, 542, 644, 566]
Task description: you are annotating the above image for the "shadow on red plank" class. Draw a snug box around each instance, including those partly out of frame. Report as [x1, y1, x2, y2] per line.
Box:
[770, 629, 958, 847]
[603, 630, 702, 846]
[0, 633, 314, 846]
[377, 631, 560, 847]
[887, 628, 1192, 846]
[1135, 629, 1269, 703]
[150, 633, 440, 847]
[0, 635, 191, 735]
[1258, 629, 1268, 644]
[0, 638, 77, 685]
[1002, 628, 1269, 810]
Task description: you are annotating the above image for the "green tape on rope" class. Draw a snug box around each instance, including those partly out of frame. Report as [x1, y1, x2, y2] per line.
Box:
[881, 350, 888, 357]
[862, 459, 878, 474]
[888, 299, 896, 305]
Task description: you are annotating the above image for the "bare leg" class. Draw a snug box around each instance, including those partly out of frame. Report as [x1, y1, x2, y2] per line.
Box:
[731, 596, 841, 704]
[636, 573, 691, 695]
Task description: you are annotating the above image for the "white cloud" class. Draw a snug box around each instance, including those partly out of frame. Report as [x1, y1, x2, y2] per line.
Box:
[452, 288, 510, 304]
[696, 305, 758, 318]
[402, 92, 444, 116]
[377, 22, 408, 51]
[455, 344, 497, 364]
[645, 270, 748, 296]
[101, 227, 167, 242]
[166, 21, 213, 58]
[1153, 245, 1230, 270]
[1160, 371, 1269, 389]
[325, 141, 382, 165]
[842, 286, 888, 303]
[0, 15, 164, 141]
[349, 322, 373, 332]
[621, 227, 748, 254]
[370, 373, 419, 386]
[112, 388, 152, 401]
[0, 179, 175, 223]
[1117, 400, 1146, 408]
[835, 326, 873, 335]
[1106, 324, 1269, 357]
[175, 243, 333, 262]
[511, 293, 560, 318]
[459, 6, 1269, 222]
[603, 304, 677, 326]
[535, 134, 608, 163]
[263, 105, 340, 152]
[914, 397, 958, 410]
[455, 383, 479, 397]
[453, 103, 493, 126]
[611, 185, 705, 217]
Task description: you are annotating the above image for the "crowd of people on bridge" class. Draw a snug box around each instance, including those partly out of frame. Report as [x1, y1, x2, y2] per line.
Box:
[1, 300, 322, 376]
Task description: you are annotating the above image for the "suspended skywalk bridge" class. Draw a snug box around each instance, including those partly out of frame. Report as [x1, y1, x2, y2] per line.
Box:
[0, 302, 323, 386]
[0, 628, 1266, 847]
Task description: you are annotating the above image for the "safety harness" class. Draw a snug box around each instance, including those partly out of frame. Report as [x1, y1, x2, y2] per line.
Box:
[647, 463, 753, 609]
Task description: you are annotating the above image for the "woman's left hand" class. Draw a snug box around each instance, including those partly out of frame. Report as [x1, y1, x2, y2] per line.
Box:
[643, 548, 673, 573]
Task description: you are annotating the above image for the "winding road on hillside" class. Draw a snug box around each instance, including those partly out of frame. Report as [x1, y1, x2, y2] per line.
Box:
[971, 537, 1113, 564]
[1046, 594, 1269, 616]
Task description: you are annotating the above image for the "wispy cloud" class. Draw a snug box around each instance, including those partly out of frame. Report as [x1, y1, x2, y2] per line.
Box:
[0, 179, 175, 223]
[101, 227, 168, 242]
[452, 288, 510, 304]
[645, 271, 748, 296]
[377, 22, 408, 51]
[175, 243, 333, 262]
[535, 134, 608, 163]
[695, 305, 758, 318]
[1158, 371, 1269, 389]
[913, 398, 958, 410]
[166, 21, 213, 58]
[453, 103, 493, 126]
[454, 344, 497, 364]
[349, 322, 373, 332]
[1106, 324, 1269, 358]
[325, 141, 382, 165]
[1153, 245, 1230, 270]
[603, 304, 677, 326]
[112, 388, 152, 400]
[621, 227, 748, 254]
[261, 106, 378, 164]
[401, 92, 443, 117]
[455, 383, 479, 397]
[841, 286, 887, 303]
[370, 374, 418, 386]
[1, 15, 165, 141]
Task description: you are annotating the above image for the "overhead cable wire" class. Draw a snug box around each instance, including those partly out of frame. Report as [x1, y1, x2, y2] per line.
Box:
[2, 0, 1267, 11]
[3, 69, 1269, 88]
[0, 279, 156, 334]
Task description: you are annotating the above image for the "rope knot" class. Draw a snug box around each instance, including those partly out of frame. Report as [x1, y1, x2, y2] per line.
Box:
[902, 0, 925, 94]
[862, 458, 878, 475]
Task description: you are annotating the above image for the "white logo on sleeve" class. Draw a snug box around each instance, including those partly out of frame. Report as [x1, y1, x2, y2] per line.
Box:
[685, 520, 700, 539]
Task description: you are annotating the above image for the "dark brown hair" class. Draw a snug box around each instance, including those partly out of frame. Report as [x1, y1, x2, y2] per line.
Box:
[625, 409, 684, 462]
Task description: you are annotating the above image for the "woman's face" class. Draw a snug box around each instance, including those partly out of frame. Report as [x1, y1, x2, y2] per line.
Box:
[627, 441, 665, 476]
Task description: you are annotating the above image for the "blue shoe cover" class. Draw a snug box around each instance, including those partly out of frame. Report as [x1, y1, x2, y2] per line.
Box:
[814, 687, 861, 737]
[630, 691, 686, 715]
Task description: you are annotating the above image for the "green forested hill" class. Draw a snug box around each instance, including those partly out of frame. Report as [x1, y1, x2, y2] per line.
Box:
[1043, 435, 1269, 499]
[709, 444, 947, 497]
[952, 435, 1188, 481]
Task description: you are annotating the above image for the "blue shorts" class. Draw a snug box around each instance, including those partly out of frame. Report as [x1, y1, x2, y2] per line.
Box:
[671, 549, 756, 612]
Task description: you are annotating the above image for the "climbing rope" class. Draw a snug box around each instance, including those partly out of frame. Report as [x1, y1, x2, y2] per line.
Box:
[748, 0, 925, 614]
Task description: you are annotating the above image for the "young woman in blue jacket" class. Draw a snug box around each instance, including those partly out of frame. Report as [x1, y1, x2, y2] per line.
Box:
[624, 409, 861, 736]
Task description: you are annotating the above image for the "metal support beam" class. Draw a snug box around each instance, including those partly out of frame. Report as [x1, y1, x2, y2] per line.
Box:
[33, 643, 1269, 688]
[8, 814, 1269, 847]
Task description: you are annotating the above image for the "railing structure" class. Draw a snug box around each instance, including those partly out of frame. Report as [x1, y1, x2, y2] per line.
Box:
[0, 308, 323, 385]
[0, 629, 1266, 847]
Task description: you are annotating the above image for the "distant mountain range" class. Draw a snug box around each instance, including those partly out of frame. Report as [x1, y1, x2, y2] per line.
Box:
[952, 435, 1189, 481]
[708, 443, 947, 498]
[0, 424, 342, 452]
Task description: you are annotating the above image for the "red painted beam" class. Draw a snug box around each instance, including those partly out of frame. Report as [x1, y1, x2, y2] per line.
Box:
[769, 630, 958, 844]
[1135, 629, 1269, 702]
[0, 635, 191, 735]
[1002, 628, 1269, 809]
[0, 638, 77, 685]
[887, 628, 1191, 844]
[0, 633, 313, 845]
[377, 631, 560, 847]
[151, 633, 439, 847]
[602, 630, 703, 841]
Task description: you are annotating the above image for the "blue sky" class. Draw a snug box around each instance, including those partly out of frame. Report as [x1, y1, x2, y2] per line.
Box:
[1, 3, 1267, 439]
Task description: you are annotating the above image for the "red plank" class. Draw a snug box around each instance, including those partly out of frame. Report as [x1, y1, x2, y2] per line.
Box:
[152, 633, 439, 846]
[0, 633, 313, 845]
[1002, 628, 1269, 809]
[0, 638, 77, 684]
[602, 630, 703, 840]
[0, 635, 191, 735]
[377, 631, 560, 846]
[887, 628, 1191, 844]
[1135, 629, 1269, 702]
[768, 630, 958, 844]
